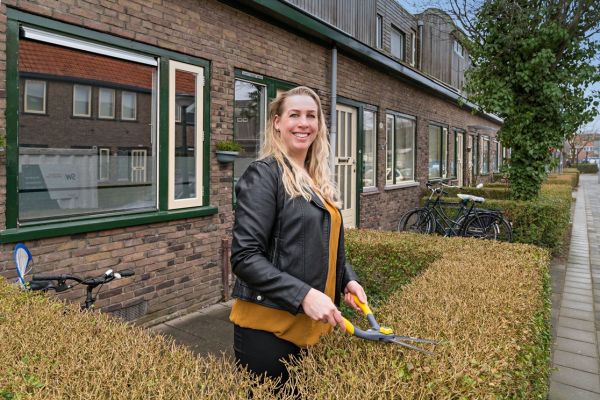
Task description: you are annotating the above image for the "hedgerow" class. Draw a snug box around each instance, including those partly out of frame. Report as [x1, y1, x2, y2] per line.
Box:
[576, 163, 599, 174]
[0, 232, 550, 399]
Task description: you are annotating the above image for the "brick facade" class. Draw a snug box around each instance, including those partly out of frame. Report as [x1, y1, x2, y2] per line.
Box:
[0, 0, 502, 326]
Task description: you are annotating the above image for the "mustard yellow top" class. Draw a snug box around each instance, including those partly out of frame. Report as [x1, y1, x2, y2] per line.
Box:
[229, 196, 342, 347]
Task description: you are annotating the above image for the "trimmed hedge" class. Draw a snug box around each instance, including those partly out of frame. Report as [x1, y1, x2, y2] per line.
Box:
[1, 231, 551, 399]
[576, 163, 599, 174]
[547, 172, 578, 188]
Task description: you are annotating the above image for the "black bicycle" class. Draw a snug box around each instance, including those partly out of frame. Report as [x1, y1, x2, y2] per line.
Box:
[398, 181, 513, 242]
[14, 243, 134, 310]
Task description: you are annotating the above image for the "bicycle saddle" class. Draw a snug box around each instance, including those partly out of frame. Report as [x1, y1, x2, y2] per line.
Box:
[457, 193, 485, 203]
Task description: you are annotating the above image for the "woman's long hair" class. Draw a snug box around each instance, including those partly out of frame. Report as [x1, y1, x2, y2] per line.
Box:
[260, 86, 340, 207]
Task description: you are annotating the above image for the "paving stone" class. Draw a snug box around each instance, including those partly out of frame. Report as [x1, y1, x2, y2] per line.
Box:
[557, 327, 596, 343]
[555, 336, 597, 357]
[554, 349, 599, 373]
[562, 300, 594, 312]
[566, 282, 593, 290]
[563, 293, 594, 303]
[565, 287, 594, 296]
[552, 365, 600, 393]
[561, 308, 595, 321]
[559, 317, 596, 332]
[566, 277, 593, 285]
[550, 381, 600, 400]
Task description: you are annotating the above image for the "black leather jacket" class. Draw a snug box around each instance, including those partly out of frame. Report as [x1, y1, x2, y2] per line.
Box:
[231, 156, 359, 315]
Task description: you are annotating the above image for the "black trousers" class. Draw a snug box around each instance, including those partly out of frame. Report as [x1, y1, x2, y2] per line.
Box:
[233, 325, 301, 385]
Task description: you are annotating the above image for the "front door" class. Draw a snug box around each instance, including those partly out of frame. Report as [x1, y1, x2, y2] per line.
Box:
[335, 104, 357, 228]
[457, 133, 464, 186]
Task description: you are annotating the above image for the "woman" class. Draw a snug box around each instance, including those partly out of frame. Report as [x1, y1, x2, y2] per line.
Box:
[229, 86, 367, 384]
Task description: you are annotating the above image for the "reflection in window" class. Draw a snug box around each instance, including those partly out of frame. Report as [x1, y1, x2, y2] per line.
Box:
[362, 109, 376, 188]
[174, 70, 197, 200]
[428, 125, 442, 179]
[98, 88, 115, 119]
[24, 80, 46, 114]
[73, 84, 91, 117]
[447, 129, 456, 178]
[234, 79, 266, 182]
[386, 113, 415, 185]
[18, 39, 157, 222]
[121, 91, 137, 120]
[481, 136, 490, 174]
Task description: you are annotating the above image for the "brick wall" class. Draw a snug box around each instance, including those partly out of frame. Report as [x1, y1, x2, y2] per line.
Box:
[0, 0, 501, 325]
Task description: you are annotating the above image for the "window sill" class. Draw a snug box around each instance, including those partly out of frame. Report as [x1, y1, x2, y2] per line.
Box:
[0, 206, 218, 243]
[384, 181, 420, 191]
[361, 187, 379, 195]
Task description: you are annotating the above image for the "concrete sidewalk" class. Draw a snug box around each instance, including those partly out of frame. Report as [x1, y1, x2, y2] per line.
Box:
[151, 174, 600, 398]
[549, 173, 600, 399]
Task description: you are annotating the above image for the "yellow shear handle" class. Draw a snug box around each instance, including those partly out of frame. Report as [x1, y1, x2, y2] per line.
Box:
[352, 294, 372, 316]
[342, 317, 355, 335]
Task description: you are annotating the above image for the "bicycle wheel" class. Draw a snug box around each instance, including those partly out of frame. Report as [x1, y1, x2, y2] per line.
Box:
[462, 213, 512, 242]
[398, 208, 436, 234]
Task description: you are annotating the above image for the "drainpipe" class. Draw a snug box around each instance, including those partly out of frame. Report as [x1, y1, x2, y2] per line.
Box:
[330, 44, 338, 178]
[417, 20, 424, 70]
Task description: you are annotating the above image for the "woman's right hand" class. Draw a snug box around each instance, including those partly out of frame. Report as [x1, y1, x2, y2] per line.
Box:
[301, 288, 345, 330]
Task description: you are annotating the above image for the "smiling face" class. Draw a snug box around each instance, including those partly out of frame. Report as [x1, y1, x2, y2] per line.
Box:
[274, 94, 319, 166]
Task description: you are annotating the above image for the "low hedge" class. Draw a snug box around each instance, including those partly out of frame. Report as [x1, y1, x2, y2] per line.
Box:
[576, 163, 599, 174]
[547, 172, 578, 188]
[1, 232, 550, 399]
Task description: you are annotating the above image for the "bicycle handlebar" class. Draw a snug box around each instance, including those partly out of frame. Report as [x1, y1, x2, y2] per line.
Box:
[31, 269, 135, 287]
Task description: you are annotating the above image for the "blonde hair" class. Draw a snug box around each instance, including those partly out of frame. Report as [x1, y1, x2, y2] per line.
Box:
[260, 86, 340, 207]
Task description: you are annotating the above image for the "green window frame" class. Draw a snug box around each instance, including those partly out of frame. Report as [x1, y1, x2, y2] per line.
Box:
[385, 111, 416, 186]
[3, 9, 215, 243]
[428, 123, 449, 180]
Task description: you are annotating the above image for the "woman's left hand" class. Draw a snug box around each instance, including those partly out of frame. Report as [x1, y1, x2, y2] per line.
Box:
[343, 280, 367, 313]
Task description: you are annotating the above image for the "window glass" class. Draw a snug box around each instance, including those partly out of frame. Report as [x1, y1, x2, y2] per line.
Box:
[73, 84, 91, 117]
[386, 113, 415, 185]
[428, 125, 442, 179]
[391, 28, 404, 60]
[472, 135, 479, 175]
[121, 91, 137, 120]
[98, 88, 115, 119]
[18, 39, 157, 222]
[447, 129, 456, 177]
[482, 136, 490, 174]
[233, 79, 266, 183]
[362, 109, 376, 188]
[24, 80, 46, 113]
[495, 141, 502, 172]
[410, 30, 417, 66]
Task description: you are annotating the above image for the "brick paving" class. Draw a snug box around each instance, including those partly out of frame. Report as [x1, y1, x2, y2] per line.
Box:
[550, 174, 600, 400]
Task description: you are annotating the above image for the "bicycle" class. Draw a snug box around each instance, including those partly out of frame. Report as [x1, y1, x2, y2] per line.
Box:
[13, 243, 135, 310]
[398, 181, 513, 242]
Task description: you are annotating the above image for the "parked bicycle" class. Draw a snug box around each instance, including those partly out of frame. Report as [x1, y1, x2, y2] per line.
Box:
[14, 243, 134, 310]
[398, 181, 513, 242]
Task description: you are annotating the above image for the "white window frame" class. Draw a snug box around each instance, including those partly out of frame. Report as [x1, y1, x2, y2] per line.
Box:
[121, 91, 137, 120]
[99, 148, 110, 181]
[24, 80, 47, 114]
[168, 61, 205, 209]
[481, 136, 490, 174]
[73, 84, 92, 117]
[385, 112, 416, 186]
[390, 27, 405, 60]
[454, 39, 464, 58]
[98, 88, 115, 119]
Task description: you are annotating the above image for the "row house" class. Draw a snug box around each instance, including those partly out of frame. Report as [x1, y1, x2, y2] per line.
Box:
[0, 0, 503, 325]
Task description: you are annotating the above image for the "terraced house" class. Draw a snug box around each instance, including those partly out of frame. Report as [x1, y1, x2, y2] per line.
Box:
[0, 0, 504, 325]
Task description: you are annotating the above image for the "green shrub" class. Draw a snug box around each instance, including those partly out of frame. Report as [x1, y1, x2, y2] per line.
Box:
[216, 139, 242, 152]
[0, 232, 551, 399]
[576, 163, 599, 174]
[547, 172, 578, 188]
[441, 186, 511, 200]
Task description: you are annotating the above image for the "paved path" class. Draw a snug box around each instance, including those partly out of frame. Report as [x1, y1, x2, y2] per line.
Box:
[550, 174, 600, 399]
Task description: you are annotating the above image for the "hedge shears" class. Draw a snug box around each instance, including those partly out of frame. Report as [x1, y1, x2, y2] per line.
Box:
[342, 295, 439, 355]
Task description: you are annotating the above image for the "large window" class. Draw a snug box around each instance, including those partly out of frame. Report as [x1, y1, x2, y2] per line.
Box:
[494, 140, 502, 172]
[391, 27, 405, 60]
[386, 112, 415, 185]
[446, 129, 456, 178]
[24, 80, 46, 114]
[472, 134, 479, 176]
[362, 109, 376, 189]
[9, 19, 211, 233]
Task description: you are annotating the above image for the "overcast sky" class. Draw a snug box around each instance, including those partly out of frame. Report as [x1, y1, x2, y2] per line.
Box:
[400, 0, 600, 133]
